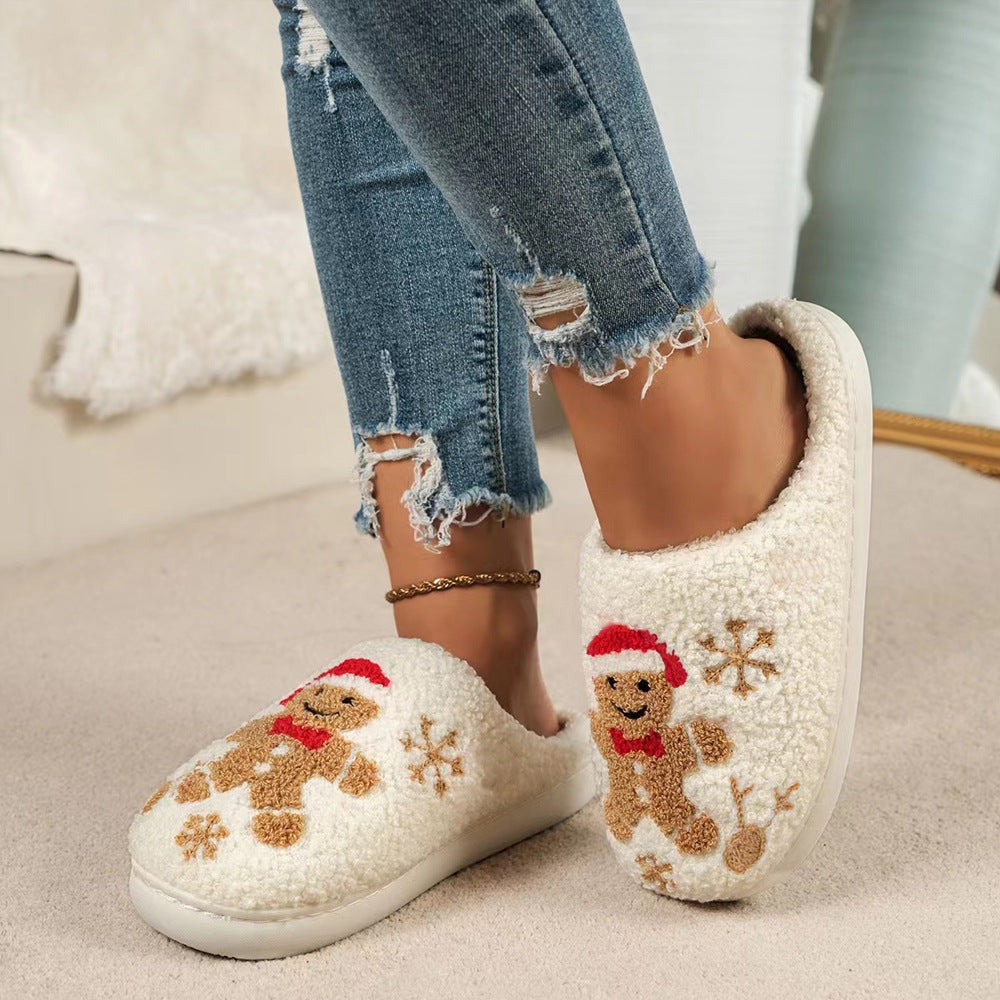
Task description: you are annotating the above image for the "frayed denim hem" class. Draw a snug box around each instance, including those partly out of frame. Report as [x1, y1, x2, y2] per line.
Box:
[351, 430, 552, 552]
[521, 256, 717, 397]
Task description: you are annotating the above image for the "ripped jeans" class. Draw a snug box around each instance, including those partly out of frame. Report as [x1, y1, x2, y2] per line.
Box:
[272, 0, 713, 548]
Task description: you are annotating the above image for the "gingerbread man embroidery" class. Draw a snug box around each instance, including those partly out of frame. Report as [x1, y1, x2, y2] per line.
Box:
[173, 657, 388, 849]
[588, 624, 733, 853]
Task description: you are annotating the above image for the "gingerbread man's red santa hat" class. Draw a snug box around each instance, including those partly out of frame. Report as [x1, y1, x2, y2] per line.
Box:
[586, 624, 687, 687]
[280, 657, 391, 706]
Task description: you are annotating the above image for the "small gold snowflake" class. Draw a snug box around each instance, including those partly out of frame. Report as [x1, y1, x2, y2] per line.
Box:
[175, 812, 229, 861]
[400, 715, 464, 797]
[635, 853, 675, 893]
[699, 619, 778, 698]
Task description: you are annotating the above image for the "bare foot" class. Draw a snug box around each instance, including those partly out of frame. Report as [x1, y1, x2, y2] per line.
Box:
[393, 583, 559, 738]
[549, 302, 808, 551]
[366, 437, 560, 738]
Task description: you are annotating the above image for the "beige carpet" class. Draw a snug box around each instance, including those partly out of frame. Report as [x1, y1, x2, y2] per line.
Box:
[2, 438, 998, 999]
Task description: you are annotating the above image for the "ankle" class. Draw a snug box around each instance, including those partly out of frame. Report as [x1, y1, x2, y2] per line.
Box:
[393, 584, 539, 664]
[393, 586, 558, 736]
[361, 436, 557, 736]
[551, 306, 807, 551]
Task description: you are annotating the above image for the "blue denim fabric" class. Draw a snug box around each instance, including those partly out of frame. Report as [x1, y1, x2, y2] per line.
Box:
[272, 0, 712, 548]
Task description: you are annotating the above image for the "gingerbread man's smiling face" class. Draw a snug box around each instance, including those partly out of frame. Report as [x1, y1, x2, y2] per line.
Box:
[593, 670, 675, 739]
[282, 683, 379, 732]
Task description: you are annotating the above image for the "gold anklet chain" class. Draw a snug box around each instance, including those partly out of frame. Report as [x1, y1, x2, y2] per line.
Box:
[385, 569, 541, 604]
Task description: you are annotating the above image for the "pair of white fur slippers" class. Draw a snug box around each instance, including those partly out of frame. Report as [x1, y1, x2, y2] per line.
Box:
[129, 299, 872, 959]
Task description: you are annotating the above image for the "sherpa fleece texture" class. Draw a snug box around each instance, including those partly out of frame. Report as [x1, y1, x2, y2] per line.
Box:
[129, 637, 590, 913]
[579, 299, 858, 901]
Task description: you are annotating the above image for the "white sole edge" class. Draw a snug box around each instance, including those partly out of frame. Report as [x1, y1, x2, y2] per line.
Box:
[723, 301, 874, 901]
[130, 764, 595, 960]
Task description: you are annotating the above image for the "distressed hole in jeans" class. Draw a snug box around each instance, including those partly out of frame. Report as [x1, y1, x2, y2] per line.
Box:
[293, 1, 337, 111]
[515, 273, 592, 340]
[354, 432, 493, 552]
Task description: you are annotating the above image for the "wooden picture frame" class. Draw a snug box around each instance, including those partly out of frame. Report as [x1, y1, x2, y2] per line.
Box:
[873, 409, 1000, 477]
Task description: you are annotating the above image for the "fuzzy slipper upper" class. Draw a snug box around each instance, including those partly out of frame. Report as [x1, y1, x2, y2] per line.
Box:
[579, 299, 872, 901]
[129, 636, 592, 946]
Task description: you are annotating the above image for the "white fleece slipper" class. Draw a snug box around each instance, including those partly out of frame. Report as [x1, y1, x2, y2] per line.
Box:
[579, 299, 872, 902]
[128, 637, 594, 958]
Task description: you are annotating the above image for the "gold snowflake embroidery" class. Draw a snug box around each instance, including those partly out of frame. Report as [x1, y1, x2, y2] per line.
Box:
[635, 853, 675, 893]
[175, 812, 229, 861]
[400, 715, 464, 797]
[699, 619, 778, 698]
